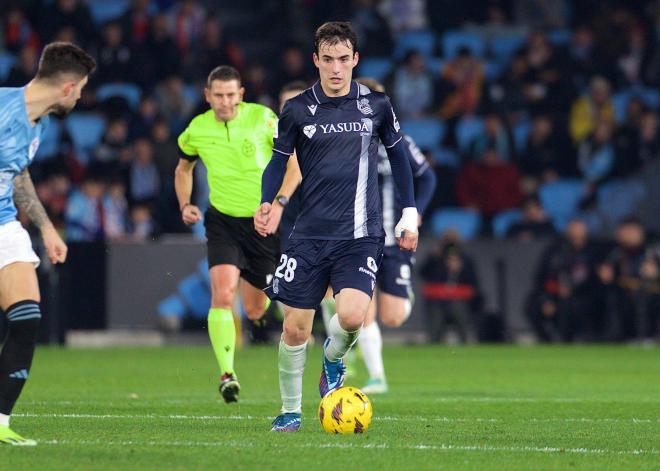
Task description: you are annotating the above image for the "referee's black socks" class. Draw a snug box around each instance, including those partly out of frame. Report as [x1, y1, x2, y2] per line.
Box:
[0, 300, 41, 415]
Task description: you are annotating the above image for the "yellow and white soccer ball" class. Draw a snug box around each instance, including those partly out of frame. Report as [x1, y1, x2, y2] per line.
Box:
[318, 386, 372, 434]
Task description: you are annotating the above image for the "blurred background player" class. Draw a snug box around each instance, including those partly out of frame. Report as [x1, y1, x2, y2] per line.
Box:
[175, 65, 295, 403]
[256, 22, 418, 432]
[0, 42, 95, 445]
[354, 77, 437, 394]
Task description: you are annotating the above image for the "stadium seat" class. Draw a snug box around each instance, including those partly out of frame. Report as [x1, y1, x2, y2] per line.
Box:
[612, 87, 660, 123]
[597, 179, 646, 229]
[547, 29, 572, 45]
[538, 179, 586, 230]
[34, 118, 62, 161]
[513, 120, 531, 154]
[489, 34, 526, 61]
[455, 116, 485, 153]
[197, 258, 210, 286]
[178, 274, 211, 320]
[65, 113, 106, 162]
[96, 83, 142, 109]
[157, 294, 186, 319]
[441, 30, 486, 59]
[426, 57, 445, 74]
[430, 208, 481, 240]
[357, 58, 393, 82]
[0, 52, 16, 82]
[88, 0, 131, 25]
[492, 209, 524, 238]
[394, 30, 436, 60]
[402, 118, 445, 150]
[484, 60, 505, 81]
[431, 147, 460, 167]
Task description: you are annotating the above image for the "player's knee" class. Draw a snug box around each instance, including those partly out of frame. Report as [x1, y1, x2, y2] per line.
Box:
[338, 308, 365, 331]
[244, 304, 265, 321]
[282, 320, 309, 345]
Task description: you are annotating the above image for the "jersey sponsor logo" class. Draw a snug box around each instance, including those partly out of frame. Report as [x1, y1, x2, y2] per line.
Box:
[303, 124, 317, 139]
[307, 104, 317, 116]
[28, 137, 40, 161]
[318, 121, 370, 135]
[357, 98, 373, 115]
[358, 266, 376, 280]
[391, 108, 400, 132]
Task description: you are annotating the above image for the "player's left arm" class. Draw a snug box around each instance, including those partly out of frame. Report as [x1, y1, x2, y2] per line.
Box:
[379, 98, 418, 252]
[259, 153, 301, 235]
[405, 136, 437, 223]
[13, 169, 67, 263]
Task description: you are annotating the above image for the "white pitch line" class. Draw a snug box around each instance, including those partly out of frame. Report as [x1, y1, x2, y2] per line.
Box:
[36, 438, 660, 456]
[13, 413, 660, 424]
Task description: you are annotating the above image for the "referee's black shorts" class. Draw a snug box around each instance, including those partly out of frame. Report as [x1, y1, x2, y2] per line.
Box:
[204, 206, 280, 289]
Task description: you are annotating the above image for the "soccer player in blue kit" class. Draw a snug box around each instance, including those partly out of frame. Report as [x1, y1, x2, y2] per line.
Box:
[0, 42, 95, 445]
[255, 22, 418, 432]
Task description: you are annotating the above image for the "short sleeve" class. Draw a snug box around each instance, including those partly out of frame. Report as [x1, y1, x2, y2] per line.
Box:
[377, 95, 403, 149]
[273, 100, 297, 155]
[262, 106, 278, 149]
[177, 125, 198, 160]
[404, 135, 430, 177]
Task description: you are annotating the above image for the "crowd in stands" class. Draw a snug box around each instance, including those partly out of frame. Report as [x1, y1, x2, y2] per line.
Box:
[2, 0, 660, 341]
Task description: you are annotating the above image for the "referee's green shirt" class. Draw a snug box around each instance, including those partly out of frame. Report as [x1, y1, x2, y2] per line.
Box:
[178, 102, 277, 217]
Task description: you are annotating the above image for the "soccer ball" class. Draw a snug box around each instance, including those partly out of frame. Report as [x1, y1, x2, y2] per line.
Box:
[318, 386, 372, 434]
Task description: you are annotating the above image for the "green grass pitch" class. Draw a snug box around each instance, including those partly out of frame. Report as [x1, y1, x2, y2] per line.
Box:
[2, 344, 659, 470]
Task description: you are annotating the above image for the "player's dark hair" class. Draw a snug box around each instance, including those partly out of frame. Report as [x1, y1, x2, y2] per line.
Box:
[207, 65, 241, 87]
[281, 81, 307, 94]
[35, 42, 96, 82]
[314, 22, 358, 54]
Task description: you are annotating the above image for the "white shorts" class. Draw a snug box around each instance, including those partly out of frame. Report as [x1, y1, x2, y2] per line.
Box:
[0, 221, 40, 270]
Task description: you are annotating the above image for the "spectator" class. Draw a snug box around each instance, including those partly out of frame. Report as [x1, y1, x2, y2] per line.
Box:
[39, 0, 95, 45]
[597, 218, 660, 341]
[103, 178, 129, 240]
[392, 50, 434, 120]
[167, 0, 205, 58]
[128, 137, 160, 203]
[120, 0, 153, 46]
[569, 76, 616, 143]
[142, 13, 181, 86]
[378, 0, 428, 34]
[186, 15, 244, 82]
[3, 6, 39, 54]
[65, 174, 106, 242]
[456, 147, 523, 220]
[92, 118, 131, 174]
[154, 75, 196, 133]
[506, 196, 556, 241]
[3, 45, 39, 87]
[437, 47, 484, 120]
[129, 203, 156, 240]
[421, 233, 482, 343]
[487, 51, 528, 115]
[270, 44, 316, 100]
[526, 219, 598, 342]
[90, 21, 135, 85]
[578, 118, 616, 186]
[468, 112, 515, 162]
[568, 25, 598, 91]
[151, 119, 185, 232]
[350, 0, 394, 56]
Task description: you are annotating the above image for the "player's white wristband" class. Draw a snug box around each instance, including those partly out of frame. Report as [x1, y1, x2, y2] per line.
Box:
[394, 207, 418, 237]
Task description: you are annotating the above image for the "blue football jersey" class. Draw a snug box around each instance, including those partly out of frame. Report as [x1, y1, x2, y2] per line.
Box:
[0, 87, 50, 226]
[274, 81, 403, 240]
[378, 134, 429, 247]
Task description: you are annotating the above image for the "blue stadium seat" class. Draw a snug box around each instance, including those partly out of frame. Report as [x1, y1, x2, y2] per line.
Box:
[455, 116, 485, 152]
[547, 29, 572, 45]
[65, 113, 106, 161]
[426, 57, 445, 74]
[431, 147, 460, 167]
[441, 30, 486, 59]
[34, 118, 62, 161]
[357, 58, 393, 82]
[88, 0, 131, 25]
[538, 179, 585, 230]
[178, 274, 211, 320]
[197, 258, 210, 286]
[430, 208, 481, 240]
[492, 209, 524, 239]
[402, 118, 445, 150]
[489, 34, 526, 61]
[96, 83, 142, 109]
[513, 120, 531, 154]
[484, 60, 505, 81]
[394, 30, 436, 60]
[613, 87, 660, 123]
[597, 179, 646, 229]
[0, 52, 16, 82]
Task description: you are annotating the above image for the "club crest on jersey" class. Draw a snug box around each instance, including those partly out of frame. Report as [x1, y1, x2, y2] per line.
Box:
[307, 104, 317, 116]
[28, 137, 40, 161]
[367, 257, 378, 272]
[303, 124, 317, 139]
[357, 98, 373, 115]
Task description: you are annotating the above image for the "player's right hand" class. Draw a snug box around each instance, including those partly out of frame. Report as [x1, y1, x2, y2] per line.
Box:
[181, 204, 202, 225]
[254, 202, 271, 237]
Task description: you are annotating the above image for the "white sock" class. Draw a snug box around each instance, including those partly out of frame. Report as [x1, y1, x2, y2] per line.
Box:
[279, 339, 307, 414]
[358, 322, 385, 380]
[320, 298, 335, 335]
[0, 413, 9, 427]
[325, 314, 360, 362]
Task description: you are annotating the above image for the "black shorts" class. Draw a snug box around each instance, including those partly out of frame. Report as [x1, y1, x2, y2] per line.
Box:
[204, 206, 280, 289]
[377, 245, 414, 299]
[264, 236, 384, 309]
